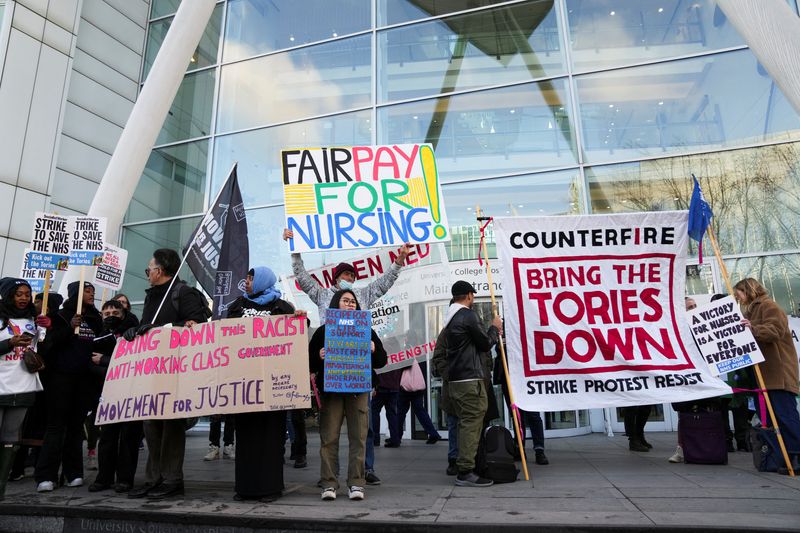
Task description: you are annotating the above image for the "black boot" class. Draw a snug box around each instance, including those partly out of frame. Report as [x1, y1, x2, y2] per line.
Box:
[629, 438, 649, 452]
[0, 444, 20, 500]
[446, 459, 457, 476]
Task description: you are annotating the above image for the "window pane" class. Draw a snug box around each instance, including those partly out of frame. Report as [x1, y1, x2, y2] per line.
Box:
[585, 142, 800, 255]
[120, 217, 201, 300]
[224, 0, 371, 61]
[576, 50, 800, 164]
[211, 111, 372, 206]
[442, 170, 583, 260]
[378, 1, 563, 103]
[246, 206, 294, 276]
[379, 80, 577, 182]
[143, 5, 222, 81]
[566, 0, 744, 71]
[157, 70, 215, 145]
[725, 254, 800, 315]
[151, 0, 181, 19]
[379, 0, 513, 26]
[126, 141, 208, 223]
[217, 35, 372, 133]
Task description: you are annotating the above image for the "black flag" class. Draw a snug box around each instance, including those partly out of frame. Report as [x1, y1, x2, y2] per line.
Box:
[184, 165, 249, 319]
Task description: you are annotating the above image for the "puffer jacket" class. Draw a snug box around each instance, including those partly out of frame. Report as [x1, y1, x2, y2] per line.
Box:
[291, 253, 401, 324]
[746, 295, 799, 394]
[444, 304, 499, 383]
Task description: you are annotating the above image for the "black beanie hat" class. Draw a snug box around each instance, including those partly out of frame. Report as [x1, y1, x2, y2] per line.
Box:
[68, 281, 95, 301]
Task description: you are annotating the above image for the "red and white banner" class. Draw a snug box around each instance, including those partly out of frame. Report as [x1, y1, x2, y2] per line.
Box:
[495, 211, 730, 411]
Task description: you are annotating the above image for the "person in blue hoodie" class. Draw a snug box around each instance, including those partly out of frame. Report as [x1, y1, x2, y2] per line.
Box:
[226, 267, 304, 503]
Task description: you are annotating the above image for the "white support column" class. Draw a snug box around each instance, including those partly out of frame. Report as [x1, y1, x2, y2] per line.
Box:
[717, 0, 800, 114]
[59, 0, 217, 293]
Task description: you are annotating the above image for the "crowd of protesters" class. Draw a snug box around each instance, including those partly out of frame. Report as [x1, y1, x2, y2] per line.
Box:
[1, 240, 799, 502]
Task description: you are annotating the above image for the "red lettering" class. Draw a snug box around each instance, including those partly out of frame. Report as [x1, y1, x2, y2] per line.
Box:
[392, 144, 419, 179]
[373, 146, 399, 180]
[534, 330, 563, 365]
[352, 146, 373, 181]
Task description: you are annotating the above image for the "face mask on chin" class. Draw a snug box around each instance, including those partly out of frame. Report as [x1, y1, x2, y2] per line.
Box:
[338, 280, 354, 290]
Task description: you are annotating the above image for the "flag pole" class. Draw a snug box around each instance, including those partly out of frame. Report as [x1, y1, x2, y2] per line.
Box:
[150, 162, 238, 324]
[475, 206, 531, 483]
[706, 226, 795, 476]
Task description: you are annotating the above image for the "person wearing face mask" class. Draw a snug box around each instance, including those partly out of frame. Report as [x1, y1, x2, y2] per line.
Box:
[282, 229, 411, 323]
[35, 281, 103, 492]
[86, 300, 144, 493]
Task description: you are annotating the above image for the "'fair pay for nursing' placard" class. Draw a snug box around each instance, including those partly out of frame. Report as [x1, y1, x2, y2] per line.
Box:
[688, 296, 764, 376]
[282, 144, 450, 253]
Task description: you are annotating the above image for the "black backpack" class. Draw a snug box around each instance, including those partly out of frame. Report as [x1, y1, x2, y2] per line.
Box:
[171, 281, 213, 321]
[480, 425, 519, 483]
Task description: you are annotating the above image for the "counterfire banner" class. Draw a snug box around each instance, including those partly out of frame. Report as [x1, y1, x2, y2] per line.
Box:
[95, 316, 310, 425]
[495, 212, 730, 411]
[282, 144, 450, 253]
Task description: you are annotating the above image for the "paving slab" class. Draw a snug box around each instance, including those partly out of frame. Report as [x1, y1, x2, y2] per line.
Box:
[1, 431, 799, 532]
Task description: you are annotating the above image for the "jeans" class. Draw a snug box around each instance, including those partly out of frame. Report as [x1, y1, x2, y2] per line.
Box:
[372, 389, 400, 445]
[397, 390, 441, 440]
[365, 396, 374, 471]
[447, 414, 459, 461]
[449, 380, 487, 474]
[767, 390, 800, 454]
[319, 392, 368, 490]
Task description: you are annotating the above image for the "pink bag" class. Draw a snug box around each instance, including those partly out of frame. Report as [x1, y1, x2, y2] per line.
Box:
[400, 359, 426, 392]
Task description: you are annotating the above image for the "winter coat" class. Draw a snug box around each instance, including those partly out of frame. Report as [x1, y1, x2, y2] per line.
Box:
[140, 277, 209, 327]
[291, 253, 401, 324]
[45, 299, 103, 374]
[745, 295, 799, 394]
[444, 304, 499, 383]
[226, 296, 296, 320]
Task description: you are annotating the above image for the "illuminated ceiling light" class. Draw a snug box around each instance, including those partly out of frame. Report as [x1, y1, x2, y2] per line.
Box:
[610, 11, 616, 15]
[658, 101, 664, 105]
[658, 7, 664, 13]
[509, 109, 516, 114]
[608, 104, 614, 108]
[289, 35, 295, 42]
[332, 31, 338, 37]
[412, 115, 418, 120]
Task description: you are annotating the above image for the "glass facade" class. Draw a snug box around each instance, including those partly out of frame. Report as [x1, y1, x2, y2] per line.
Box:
[124, 0, 800, 435]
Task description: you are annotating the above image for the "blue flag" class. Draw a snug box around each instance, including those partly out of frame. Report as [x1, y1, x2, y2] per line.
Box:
[688, 175, 713, 262]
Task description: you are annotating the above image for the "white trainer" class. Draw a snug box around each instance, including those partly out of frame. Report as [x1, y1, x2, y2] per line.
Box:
[348, 486, 365, 501]
[668, 445, 684, 463]
[223, 443, 235, 460]
[321, 487, 336, 501]
[204, 444, 220, 461]
[66, 477, 83, 487]
[37, 481, 54, 492]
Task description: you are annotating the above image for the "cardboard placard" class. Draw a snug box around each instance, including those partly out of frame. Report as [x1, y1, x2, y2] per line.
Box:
[28, 212, 69, 270]
[95, 316, 310, 424]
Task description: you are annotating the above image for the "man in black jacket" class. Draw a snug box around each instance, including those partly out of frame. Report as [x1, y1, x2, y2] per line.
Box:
[126, 249, 210, 499]
[445, 281, 501, 487]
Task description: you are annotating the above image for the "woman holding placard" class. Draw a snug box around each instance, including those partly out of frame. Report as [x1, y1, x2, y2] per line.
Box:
[309, 289, 387, 502]
[227, 266, 301, 503]
[735, 278, 800, 469]
[0, 278, 50, 499]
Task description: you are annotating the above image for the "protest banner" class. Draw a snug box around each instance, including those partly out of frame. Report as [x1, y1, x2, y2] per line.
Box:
[495, 211, 731, 411]
[66, 216, 106, 266]
[323, 309, 372, 393]
[28, 212, 69, 270]
[282, 144, 450, 253]
[377, 338, 437, 374]
[20, 249, 48, 293]
[688, 296, 764, 375]
[95, 316, 310, 424]
[92, 244, 128, 291]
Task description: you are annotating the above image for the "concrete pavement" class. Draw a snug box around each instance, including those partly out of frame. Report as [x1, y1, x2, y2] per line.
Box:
[1, 430, 799, 532]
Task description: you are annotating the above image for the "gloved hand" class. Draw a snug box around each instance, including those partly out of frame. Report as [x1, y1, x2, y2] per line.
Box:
[35, 316, 51, 329]
[123, 324, 155, 342]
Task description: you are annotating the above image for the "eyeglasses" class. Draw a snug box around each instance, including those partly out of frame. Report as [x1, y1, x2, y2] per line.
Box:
[340, 298, 357, 306]
[145, 266, 160, 277]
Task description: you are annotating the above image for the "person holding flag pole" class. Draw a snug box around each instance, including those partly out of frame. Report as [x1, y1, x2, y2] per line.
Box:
[125, 164, 247, 499]
[475, 206, 530, 483]
[689, 174, 797, 477]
